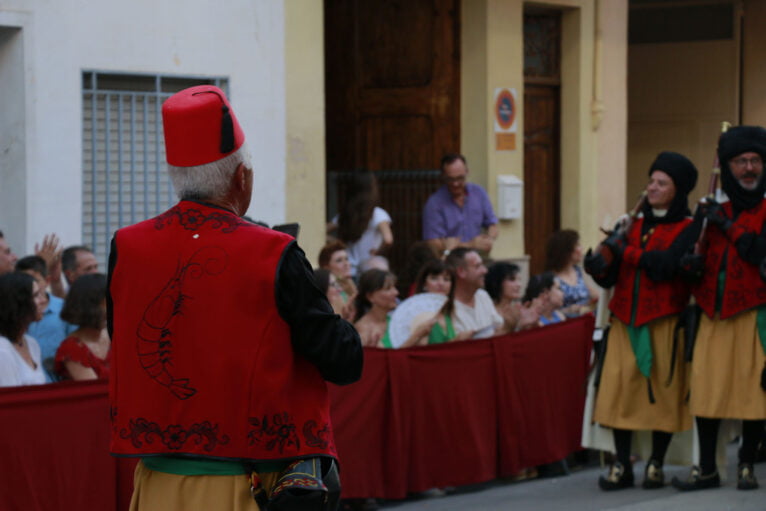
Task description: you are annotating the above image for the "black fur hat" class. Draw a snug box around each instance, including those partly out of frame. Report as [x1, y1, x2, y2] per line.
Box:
[718, 125, 766, 164]
[648, 151, 698, 195]
[718, 125, 766, 210]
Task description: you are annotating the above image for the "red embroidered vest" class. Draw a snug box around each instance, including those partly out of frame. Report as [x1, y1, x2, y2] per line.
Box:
[109, 201, 337, 461]
[693, 200, 766, 319]
[609, 217, 692, 327]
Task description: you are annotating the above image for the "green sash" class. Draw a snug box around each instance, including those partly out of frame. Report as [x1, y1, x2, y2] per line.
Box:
[627, 273, 653, 379]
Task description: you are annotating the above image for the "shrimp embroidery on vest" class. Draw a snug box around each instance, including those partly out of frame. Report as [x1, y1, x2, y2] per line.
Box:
[136, 246, 229, 399]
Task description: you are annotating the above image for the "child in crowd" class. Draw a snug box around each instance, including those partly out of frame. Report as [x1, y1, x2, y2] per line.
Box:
[523, 272, 566, 327]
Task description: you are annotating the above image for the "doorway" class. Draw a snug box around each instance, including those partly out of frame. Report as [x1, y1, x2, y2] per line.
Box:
[523, 11, 562, 275]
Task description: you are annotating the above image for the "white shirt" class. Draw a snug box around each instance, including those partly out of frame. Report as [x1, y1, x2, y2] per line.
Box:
[334, 207, 392, 276]
[453, 289, 504, 339]
[0, 335, 47, 387]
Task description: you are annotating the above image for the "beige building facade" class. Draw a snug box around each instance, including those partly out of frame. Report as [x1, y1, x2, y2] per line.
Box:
[288, 0, 629, 263]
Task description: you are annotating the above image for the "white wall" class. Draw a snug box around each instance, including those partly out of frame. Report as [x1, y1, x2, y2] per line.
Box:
[0, 1, 287, 256]
[0, 21, 27, 252]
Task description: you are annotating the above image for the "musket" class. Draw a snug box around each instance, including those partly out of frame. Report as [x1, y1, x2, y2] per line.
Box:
[694, 121, 731, 253]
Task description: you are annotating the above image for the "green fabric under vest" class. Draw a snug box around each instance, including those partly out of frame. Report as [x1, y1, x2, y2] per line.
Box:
[626, 273, 653, 379]
[142, 456, 287, 476]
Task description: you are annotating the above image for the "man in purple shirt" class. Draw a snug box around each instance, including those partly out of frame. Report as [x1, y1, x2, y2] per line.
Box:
[423, 153, 499, 255]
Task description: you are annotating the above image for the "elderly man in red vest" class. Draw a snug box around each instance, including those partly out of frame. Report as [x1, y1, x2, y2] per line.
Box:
[107, 85, 362, 511]
[672, 126, 766, 492]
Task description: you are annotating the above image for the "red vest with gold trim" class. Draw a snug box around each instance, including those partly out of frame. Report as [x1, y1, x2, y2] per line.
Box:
[109, 201, 337, 461]
[609, 217, 692, 327]
[693, 200, 766, 319]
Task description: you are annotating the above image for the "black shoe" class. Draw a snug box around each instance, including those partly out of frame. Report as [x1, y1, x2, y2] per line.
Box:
[671, 466, 720, 491]
[737, 463, 759, 490]
[642, 459, 664, 489]
[598, 462, 634, 491]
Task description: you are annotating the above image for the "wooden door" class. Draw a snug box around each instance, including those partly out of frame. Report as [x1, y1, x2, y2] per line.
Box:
[524, 12, 561, 275]
[324, 0, 460, 275]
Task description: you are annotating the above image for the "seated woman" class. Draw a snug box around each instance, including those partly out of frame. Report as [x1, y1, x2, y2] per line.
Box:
[313, 268, 347, 319]
[523, 272, 566, 327]
[545, 229, 598, 317]
[353, 269, 400, 348]
[400, 260, 471, 347]
[318, 241, 357, 320]
[54, 273, 110, 380]
[0, 272, 48, 387]
[413, 259, 452, 295]
[485, 262, 539, 332]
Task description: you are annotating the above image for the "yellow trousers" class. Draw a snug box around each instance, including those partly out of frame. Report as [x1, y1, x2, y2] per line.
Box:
[129, 461, 280, 511]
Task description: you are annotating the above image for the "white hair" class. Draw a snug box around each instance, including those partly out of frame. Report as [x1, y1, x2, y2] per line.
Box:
[167, 144, 252, 201]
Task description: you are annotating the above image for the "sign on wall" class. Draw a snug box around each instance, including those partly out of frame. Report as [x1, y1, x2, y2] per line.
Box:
[494, 87, 517, 151]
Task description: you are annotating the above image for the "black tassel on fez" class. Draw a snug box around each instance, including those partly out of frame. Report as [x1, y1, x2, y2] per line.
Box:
[220, 105, 235, 154]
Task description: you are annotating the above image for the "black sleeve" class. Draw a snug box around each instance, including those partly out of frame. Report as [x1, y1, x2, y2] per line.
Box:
[734, 223, 766, 265]
[106, 235, 117, 340]
[275, 242, 363, 385]
[638, 220, 700, 282]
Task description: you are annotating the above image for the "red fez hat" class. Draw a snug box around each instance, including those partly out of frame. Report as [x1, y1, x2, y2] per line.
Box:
[162, 85, 245, 167]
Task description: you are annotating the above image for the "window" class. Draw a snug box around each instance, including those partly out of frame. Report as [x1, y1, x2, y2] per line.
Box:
[82, 71, 228, 267]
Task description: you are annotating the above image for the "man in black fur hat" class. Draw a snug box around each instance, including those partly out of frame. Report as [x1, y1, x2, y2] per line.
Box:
[672, 126, 766, 492]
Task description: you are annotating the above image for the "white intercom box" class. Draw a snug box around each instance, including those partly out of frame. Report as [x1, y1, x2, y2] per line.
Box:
[497, 175, 523, 220]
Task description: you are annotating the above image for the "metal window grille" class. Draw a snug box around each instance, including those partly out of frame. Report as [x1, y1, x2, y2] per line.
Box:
[82, 71, 228, 269]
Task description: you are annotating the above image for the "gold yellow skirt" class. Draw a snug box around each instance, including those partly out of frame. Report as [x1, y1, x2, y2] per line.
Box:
[593, 316, 692, 432]
[129, 461, 279, 511]
[689, 309, 766, 419]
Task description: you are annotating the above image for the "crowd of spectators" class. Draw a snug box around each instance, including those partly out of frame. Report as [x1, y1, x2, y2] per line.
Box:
[0, 230, 108, 387]
[316, 227, 598, 350]
[314, 154, 599, 353]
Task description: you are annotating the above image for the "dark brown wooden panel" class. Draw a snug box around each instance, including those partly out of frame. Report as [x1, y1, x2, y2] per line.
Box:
[523, 9, 561, 275]
[325, 0, 460, 275]
[524, 85, 560, 275]
[360, 116, 433, 171]
[358, 0, 434, 88]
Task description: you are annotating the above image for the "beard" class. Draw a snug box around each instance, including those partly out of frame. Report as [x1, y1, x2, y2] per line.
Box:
[737, 172, 763, 191]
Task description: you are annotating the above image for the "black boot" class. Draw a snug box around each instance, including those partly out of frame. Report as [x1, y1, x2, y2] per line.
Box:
[737, 463, 759, 490]
[642, 459, 664, 489]
[598, 462, 634, 491]
[671, 466, 720, 491]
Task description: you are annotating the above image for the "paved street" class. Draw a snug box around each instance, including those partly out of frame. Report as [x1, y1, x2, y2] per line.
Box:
[378, 443, 765, 511]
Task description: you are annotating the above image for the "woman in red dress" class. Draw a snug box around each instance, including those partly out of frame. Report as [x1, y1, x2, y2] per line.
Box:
[55, 273, 110, 380]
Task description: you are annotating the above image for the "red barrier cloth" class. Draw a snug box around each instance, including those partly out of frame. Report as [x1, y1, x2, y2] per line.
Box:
[330, 315, 594, 499]
[0, 380, 116, 511]
[398, 341, 499, 492]
[0, 316, 593, 507]
[495, 317, 593, 474]
[328, 349, 408, 498]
